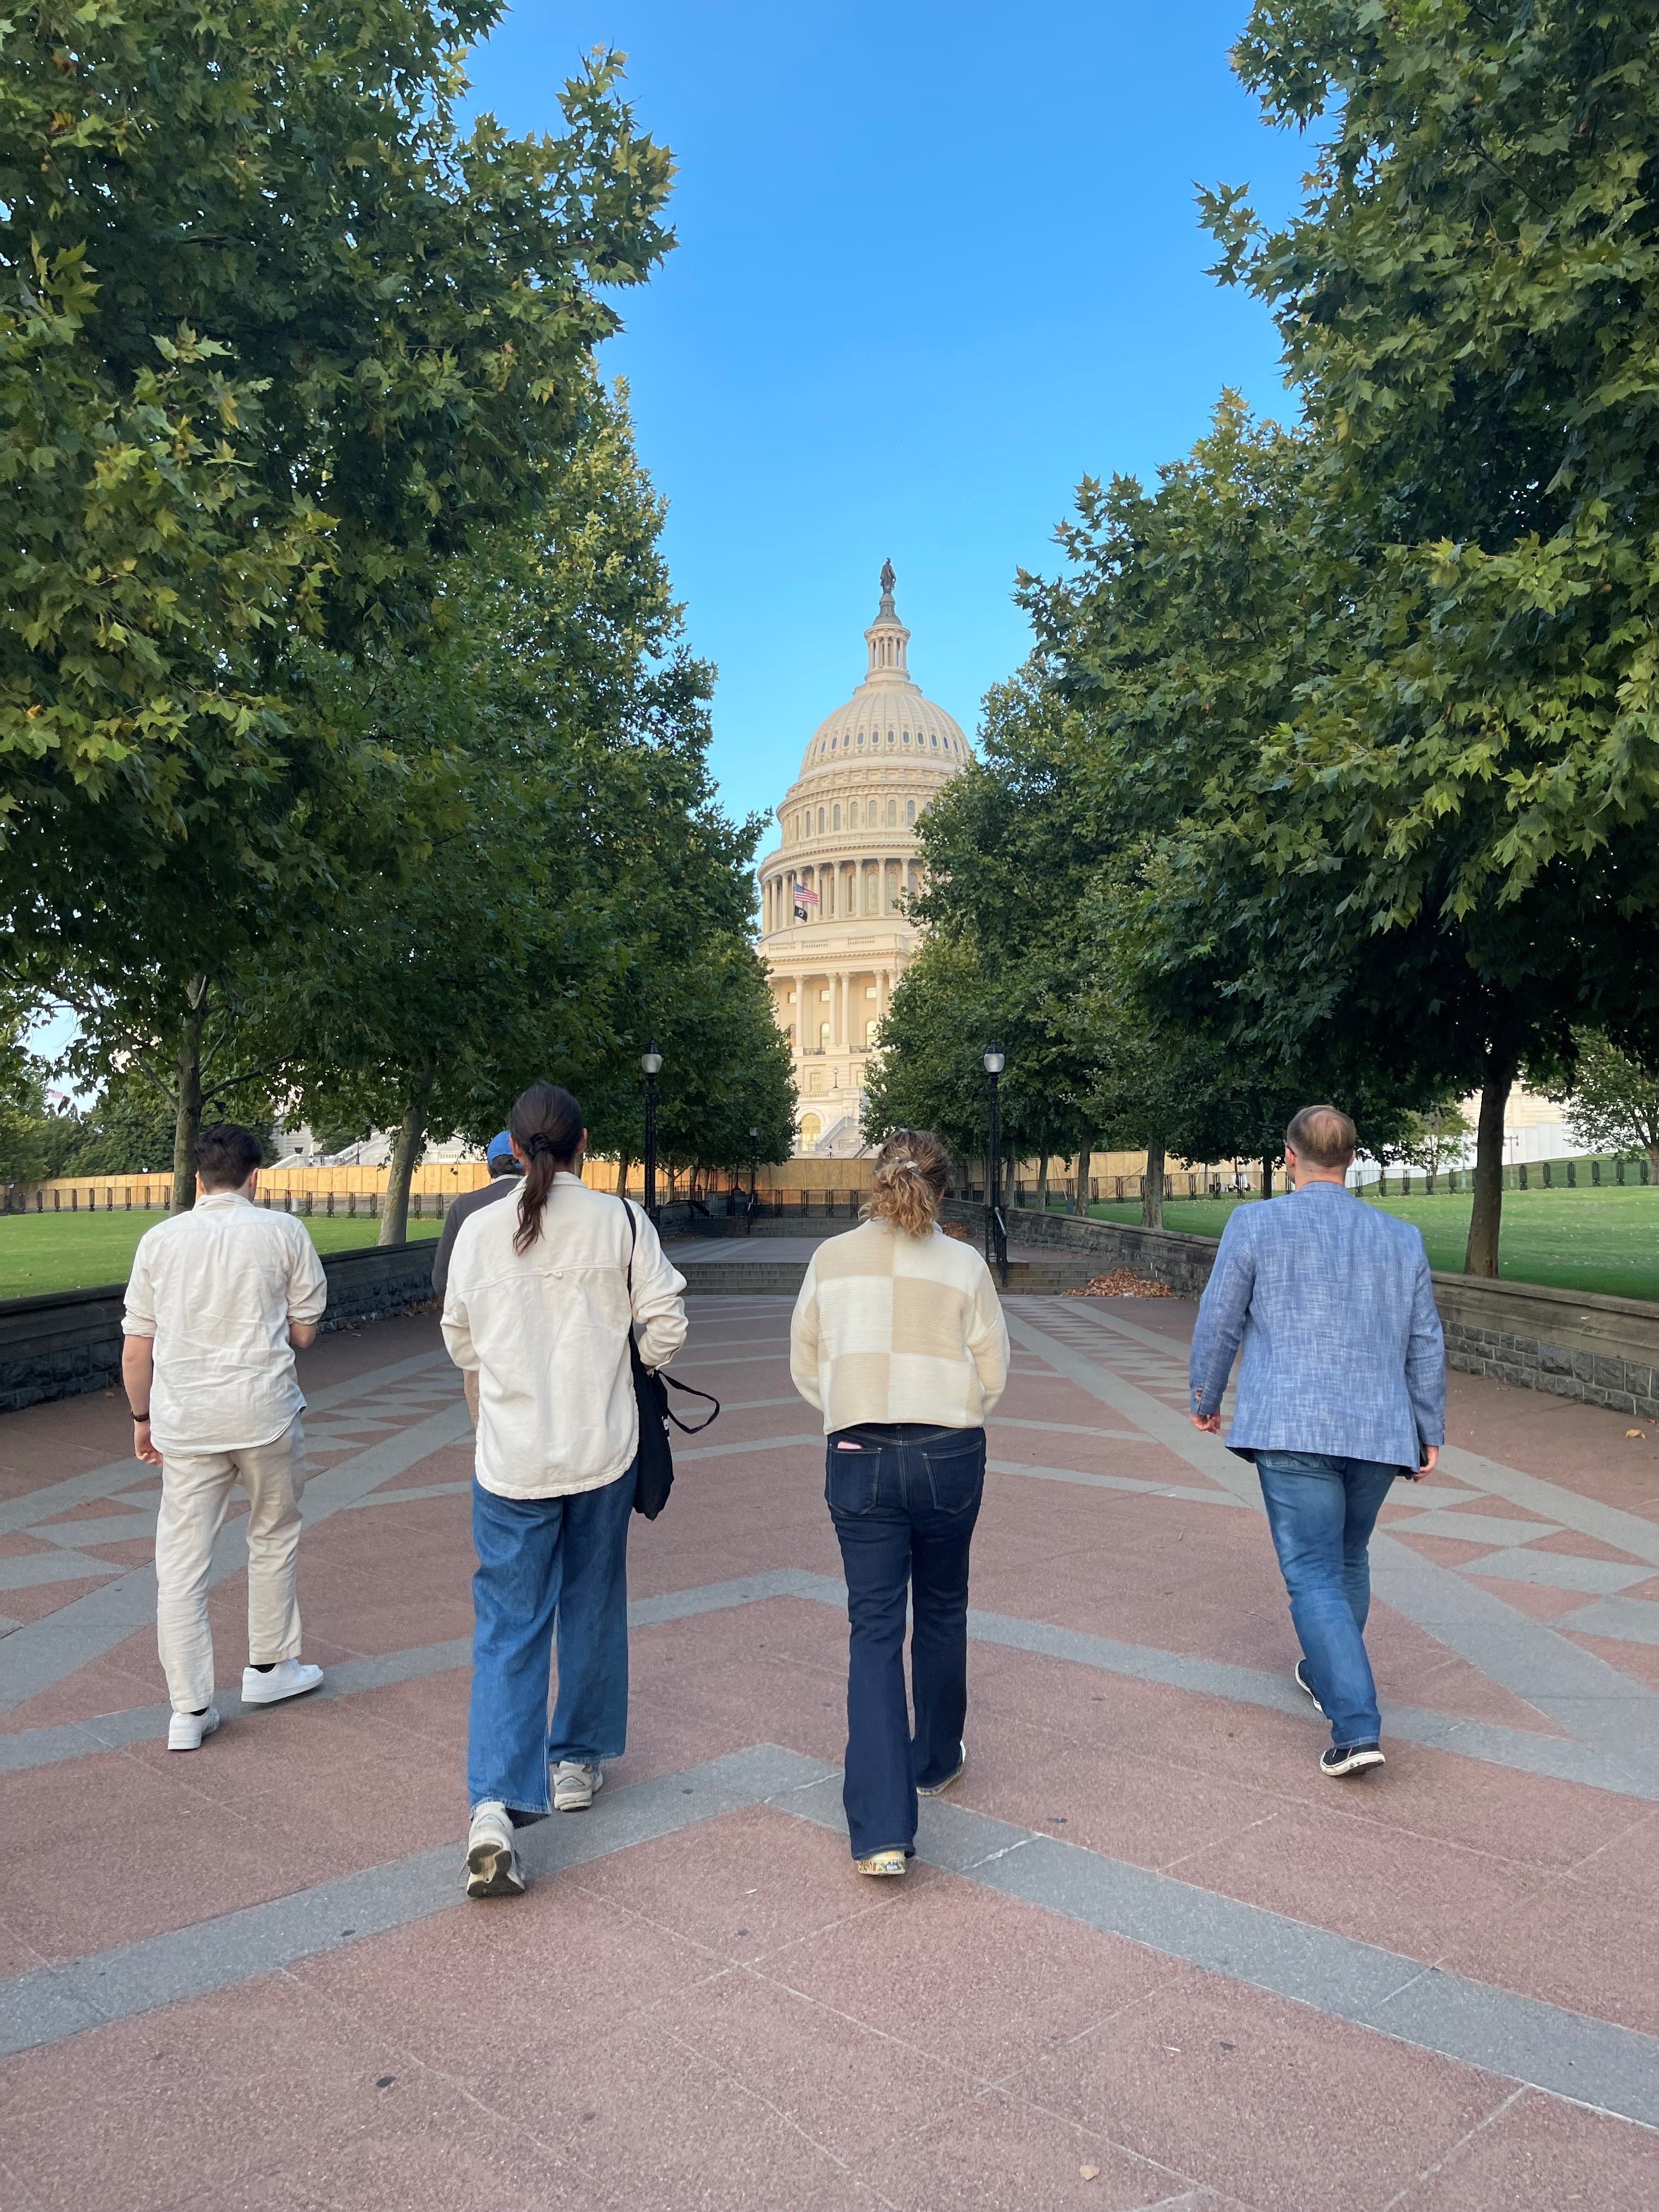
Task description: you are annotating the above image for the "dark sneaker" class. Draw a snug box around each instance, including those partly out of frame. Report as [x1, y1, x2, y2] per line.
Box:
[1321, 1742, 1385, 1779]
[917, 1741, 966, 1797]
[1294, 1661, 1325, 1717]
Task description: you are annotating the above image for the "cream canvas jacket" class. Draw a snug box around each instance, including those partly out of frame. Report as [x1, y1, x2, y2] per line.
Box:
[442, 1174, 687, 1500]
[789, 1219, 1009, 1434]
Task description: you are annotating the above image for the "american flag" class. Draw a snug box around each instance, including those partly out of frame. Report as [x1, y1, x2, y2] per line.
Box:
[792, 879, 820, 920]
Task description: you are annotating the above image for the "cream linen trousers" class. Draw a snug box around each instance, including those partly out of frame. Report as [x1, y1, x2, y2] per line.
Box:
[154, 1419, 307, 1713]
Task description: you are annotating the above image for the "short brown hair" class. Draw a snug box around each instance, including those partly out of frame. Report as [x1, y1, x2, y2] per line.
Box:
[197, 1123, 263, 1190]
[1284, 1104, 1357, 1169]
[862, 1129, 950, 1238]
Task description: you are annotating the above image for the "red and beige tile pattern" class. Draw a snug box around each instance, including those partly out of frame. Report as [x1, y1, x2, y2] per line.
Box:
[1, 1289, 1656, 2210]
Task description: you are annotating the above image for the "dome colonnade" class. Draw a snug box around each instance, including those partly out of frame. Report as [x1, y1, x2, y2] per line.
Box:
[757, 564, 968, 1152]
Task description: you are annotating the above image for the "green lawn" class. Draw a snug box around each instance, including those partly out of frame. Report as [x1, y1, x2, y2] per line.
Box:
[0, 1209, 441, 1301]
[1071, 1184, 1659, 1303]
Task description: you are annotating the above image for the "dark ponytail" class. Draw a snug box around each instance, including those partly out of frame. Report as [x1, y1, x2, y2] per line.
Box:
[509, 1082, 585, 1254]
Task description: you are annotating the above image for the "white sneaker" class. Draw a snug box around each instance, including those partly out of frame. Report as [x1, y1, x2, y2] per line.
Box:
[241, 1659, 324, 1707]
[466, 1802, 525, 1898]
[552, 1759, 603, 1810]
[167, 1706, 221, 1752]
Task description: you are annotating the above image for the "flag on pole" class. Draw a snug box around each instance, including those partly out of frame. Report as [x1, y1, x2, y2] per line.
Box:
[792, 879, 819, 921]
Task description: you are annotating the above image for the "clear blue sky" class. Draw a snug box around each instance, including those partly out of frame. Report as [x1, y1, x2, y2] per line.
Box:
[464, 2, 1312, 837]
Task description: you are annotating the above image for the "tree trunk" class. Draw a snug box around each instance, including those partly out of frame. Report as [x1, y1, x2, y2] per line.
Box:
[1465, 1048, 1516, 1277]
[1141, 1138, 1165, 1231]
[1073, 1146, 1092, 1215]
[1648, 1143, 1659, 1186]
[1036, 1155, 1049, 1214]
[380, 1058, 436, 1248]
[170, 978, 208, 1214]
[1001, 1149, 1016, 1216]
[1261, 1152, 1274, 1200]
[616, 1149, 633, 1203]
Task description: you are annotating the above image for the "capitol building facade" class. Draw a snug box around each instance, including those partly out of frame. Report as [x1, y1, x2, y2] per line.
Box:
[757, 565, 969, 1153]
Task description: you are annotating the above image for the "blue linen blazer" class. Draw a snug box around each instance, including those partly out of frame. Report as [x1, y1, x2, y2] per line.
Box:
[1188, 1182, 1446, 1469]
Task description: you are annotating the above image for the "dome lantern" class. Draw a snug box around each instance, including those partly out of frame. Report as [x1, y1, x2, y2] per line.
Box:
[864, 557, 911, 682]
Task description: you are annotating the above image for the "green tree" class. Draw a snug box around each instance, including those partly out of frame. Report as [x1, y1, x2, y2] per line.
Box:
[1199, 0, 1659, 1269]
[0, 1002, 57, 1186]
[1548, 1035, 1659, 1180]
[1389, 1105, 1475, 1184]
[2, 8, 675, 1205]
[276, 389, 785, 1244]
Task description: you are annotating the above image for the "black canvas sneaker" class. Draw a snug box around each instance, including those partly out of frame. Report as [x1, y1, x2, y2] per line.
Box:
[1320, 1742, 1385, 1779]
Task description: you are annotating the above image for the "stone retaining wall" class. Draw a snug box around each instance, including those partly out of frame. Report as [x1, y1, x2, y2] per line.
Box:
[0, 1242, 441, 1414]
[947, 1200, 1659, 1421]
[940, 1201, 1220, 1298]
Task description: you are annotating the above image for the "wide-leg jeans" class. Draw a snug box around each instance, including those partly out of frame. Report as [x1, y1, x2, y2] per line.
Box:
[826, 1421, 985, 1860]
[467, 1462, 636, 1819]
[1255, 1450, 1401, 1746]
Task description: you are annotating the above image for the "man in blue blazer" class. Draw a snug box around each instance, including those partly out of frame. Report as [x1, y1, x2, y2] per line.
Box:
[1189, 1104, 1445, 1777]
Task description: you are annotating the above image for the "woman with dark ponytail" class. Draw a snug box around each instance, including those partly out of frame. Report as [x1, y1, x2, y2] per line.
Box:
[442, 1081, 687, 1899]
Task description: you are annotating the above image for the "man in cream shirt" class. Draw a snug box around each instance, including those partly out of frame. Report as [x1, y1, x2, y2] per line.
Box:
[122, 1122, 329, 1750]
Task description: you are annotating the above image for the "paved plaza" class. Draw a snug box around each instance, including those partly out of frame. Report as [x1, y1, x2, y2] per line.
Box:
[1, 1285, 1657, 2209]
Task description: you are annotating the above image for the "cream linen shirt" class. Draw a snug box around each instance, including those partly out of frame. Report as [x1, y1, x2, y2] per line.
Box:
[122, 1192, 329, 1454]
[442, 1175, 688, 1500]
[790, 1219, 1009, 1433]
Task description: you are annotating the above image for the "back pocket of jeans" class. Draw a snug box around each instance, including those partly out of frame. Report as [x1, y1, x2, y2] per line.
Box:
[825, 1444, 879, 1514]
[919, 1430, 985, 1514]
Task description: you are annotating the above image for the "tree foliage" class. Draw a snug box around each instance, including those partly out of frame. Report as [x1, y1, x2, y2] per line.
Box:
[1548, 1034, 1659, 1173]
[1, 6, 675, 1203]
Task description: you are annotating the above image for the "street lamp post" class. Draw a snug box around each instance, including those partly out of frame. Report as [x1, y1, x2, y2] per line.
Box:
[641, 1042, 662, 1221]
[983, 1042, 1007, 1284]
[747, 1125, 760, 1235]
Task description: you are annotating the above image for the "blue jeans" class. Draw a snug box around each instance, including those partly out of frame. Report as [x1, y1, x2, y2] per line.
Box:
[826, 1422, 985, 1859]
[1255, 1451, 1401, 1747]
[467, 1464, 636, 1818]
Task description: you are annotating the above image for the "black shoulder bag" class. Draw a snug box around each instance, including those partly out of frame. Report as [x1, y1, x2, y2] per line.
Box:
[622, 1199, 719, 1519]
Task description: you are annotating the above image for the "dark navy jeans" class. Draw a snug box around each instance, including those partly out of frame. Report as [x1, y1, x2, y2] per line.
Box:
[825, 1421, 985, 1859]
[1254, 1451, 1401, 1747]
[467, 1462, 636, 1819]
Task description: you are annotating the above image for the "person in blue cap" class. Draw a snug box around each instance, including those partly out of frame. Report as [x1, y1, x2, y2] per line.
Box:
[431, 1130, 522, 1312]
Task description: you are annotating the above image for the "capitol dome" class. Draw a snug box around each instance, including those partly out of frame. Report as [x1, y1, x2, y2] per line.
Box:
[792, 564, 969, 784]
[756, 563, 970, 1154]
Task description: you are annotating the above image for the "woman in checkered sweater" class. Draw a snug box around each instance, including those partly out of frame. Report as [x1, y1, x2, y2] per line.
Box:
[789, 1130, 1009, 1876]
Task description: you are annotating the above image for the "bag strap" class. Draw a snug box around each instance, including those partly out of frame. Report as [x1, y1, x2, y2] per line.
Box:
[619, 1195, 719, 1431]
[621, 1193, 637, 1293]
[661, 1372, 720, 1434]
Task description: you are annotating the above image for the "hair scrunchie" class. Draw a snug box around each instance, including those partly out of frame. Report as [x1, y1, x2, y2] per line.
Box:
[526, 1132, 557, 1158]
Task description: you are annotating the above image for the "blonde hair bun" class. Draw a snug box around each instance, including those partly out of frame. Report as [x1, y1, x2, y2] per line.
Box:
[862, 1130, 950, 1238]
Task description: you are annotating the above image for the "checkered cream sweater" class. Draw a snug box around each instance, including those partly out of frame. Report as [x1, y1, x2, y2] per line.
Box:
[789, 1220, 1010, 1434]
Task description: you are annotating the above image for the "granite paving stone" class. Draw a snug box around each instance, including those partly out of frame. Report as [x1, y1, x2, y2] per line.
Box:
[2, 1288, 1657, 2208]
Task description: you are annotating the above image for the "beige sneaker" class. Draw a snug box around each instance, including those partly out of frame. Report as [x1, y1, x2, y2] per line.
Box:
[552, 1760, 603, 1810]
[854, 1849, 907, 1878]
